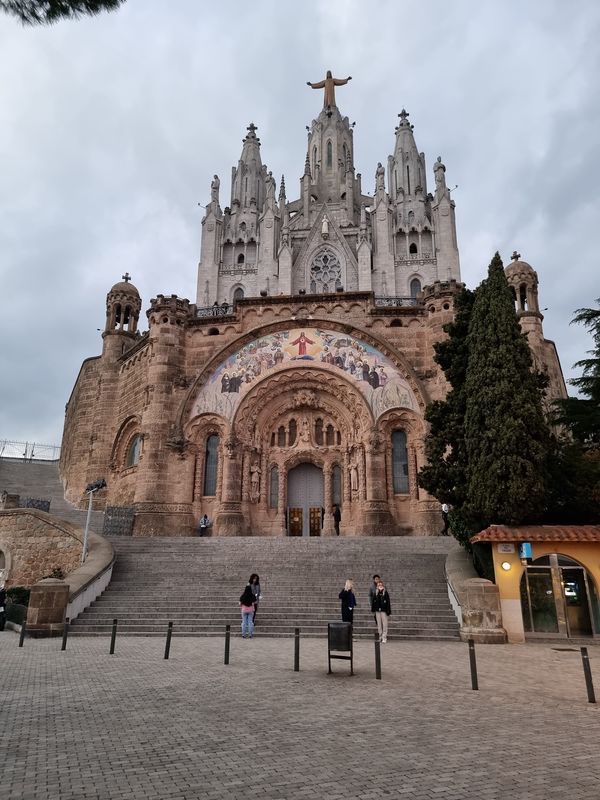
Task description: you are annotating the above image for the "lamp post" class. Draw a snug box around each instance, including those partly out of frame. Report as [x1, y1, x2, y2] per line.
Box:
[82, 479, 106, 564]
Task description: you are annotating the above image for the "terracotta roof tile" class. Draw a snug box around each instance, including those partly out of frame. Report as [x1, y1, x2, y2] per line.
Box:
[471, 525, 600, 544]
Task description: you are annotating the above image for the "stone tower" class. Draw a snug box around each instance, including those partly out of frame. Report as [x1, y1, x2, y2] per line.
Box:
[196, 74, 461, 307]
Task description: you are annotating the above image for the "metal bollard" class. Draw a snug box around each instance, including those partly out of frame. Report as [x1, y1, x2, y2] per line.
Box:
[374, 631, 382, 680]
[224, 624, 231, 665]
[61, 618, 70, 651]
[294, 627, 300, 672]
[109, 618, 118, 655]
[18, 620, 27, 647]
[468, 638, 478, 690]
[164, 621, 173, 660]
[581, 647, 596, 704]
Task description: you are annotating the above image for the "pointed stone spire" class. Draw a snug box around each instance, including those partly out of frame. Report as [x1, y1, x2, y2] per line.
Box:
[304, 150, 312, 178]
[231, 122, 265, 211]
[390, 108, 427, 199]
[279, 175, 286, 202]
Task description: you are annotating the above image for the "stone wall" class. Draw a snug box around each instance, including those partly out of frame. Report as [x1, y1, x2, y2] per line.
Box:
[0, 509, 82, 588]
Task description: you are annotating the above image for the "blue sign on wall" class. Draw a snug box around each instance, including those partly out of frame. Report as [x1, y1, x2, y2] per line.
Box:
[518, 542, 532, 561]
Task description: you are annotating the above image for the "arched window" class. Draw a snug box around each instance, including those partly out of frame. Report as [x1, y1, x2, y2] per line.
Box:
[519, 285, 528, 311]
[410, 278, 422, 299]
[126, 434, 142, 468]
[233, 287, 244, 303]
[332, 464, 342, 507]
[391, 430, 409, 494]
[269, 466, 279, 509]
[342, 143, 347, 169]
[315, 418, 324, 445]
[237, 253, 245, 264]
[277, 426, 286, 447]
[203, 435, 219, 496]
[288, 419, 297, 446]
[409, 242, 418, 255]
[326, 140, 333, 168]
[312, 145, 317, 175]
[326, 424, 334, 446]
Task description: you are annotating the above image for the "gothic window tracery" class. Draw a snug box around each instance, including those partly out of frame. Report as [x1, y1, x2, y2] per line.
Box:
[326, 140, 333, 168]
[310, 249, 342, 294]
[203, 434, 219, 496]
[391, 430, 409, 494]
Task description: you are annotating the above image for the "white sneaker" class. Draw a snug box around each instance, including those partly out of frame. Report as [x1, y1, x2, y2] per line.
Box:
[382, 636, 387, 643]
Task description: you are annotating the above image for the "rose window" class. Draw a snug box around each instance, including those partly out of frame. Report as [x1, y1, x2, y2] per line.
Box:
[310, 249, 342, 294]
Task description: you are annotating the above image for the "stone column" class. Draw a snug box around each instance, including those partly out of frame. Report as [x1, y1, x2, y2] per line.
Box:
[364, 430, 394, 535]
[215, 432, 245, 535]
[322, 461, 335, 536]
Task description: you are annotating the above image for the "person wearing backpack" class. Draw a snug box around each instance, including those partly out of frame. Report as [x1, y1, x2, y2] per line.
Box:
[239, 584, 256, 639]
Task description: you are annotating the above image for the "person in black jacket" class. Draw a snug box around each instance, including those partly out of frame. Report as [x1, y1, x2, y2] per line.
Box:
[371, 580, 391, 643]
[338, 579, 357, 624]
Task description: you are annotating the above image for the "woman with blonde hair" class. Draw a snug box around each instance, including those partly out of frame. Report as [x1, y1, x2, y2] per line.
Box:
[338, 579, 357, 625]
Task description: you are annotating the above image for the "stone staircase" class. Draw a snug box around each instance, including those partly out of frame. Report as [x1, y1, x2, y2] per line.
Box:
[70, 536, 460, 640]
[1, 459, 459, 640]
[0, 458, 105, 532]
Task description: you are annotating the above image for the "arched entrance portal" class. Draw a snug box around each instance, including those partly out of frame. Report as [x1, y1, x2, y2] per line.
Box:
[520, 554, 600, 638]
[287, 463, 324, 537]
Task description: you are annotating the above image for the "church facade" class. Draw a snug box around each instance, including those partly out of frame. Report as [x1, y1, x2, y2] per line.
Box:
[59, 75, 566, 537]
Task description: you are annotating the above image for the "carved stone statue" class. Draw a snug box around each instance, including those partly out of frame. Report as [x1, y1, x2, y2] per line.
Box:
[299, 416, 311, 444]
[250, 462, 261, 502]
[306, 70, 352, 108]
[434, 157, 446, 193]
[321, 216, 329, 239]
[350, 462, 359, 492]
[210, 174, 220, 204]
[266, 171, 276, 205]
[376, 162, 385, 191]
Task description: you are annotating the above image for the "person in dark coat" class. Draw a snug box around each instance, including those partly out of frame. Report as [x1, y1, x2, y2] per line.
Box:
[333, 505, 341, 536]
[249, 573, 261, 624]
[338, 579, 357, 625]
[371, 580, 392, 643]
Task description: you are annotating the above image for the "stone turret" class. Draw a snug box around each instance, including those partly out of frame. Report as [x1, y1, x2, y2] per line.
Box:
[102, 273, 141, 361]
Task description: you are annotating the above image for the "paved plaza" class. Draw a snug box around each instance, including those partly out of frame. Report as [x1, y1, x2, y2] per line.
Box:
[2, 630, 600, 800]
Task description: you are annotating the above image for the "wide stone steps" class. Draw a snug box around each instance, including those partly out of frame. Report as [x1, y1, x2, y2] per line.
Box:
[70, 536, 460, 640]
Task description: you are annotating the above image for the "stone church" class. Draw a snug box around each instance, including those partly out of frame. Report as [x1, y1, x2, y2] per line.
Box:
[60, 73, 566, 537]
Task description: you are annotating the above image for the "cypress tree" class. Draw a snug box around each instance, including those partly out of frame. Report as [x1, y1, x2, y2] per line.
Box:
[418, 287, 475, 513]
[463, 252, 550, 529]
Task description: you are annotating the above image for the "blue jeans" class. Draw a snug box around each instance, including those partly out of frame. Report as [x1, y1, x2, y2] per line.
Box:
[241, 612, 254, 637]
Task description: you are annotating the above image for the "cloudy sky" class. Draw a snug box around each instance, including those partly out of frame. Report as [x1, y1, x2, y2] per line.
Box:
[1, 0, 599, 446]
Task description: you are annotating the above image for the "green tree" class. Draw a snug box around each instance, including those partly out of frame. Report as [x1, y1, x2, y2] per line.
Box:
[418, 287, 475, 530]
[0, 0, 125, 25]
[463, 253, 550, 530]
[554, 298, 600, 447]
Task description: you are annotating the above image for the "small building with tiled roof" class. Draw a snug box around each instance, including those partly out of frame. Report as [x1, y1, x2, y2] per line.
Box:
[472, 525, 600, 643]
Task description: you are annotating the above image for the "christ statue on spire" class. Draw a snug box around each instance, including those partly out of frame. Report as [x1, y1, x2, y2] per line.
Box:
[307, 71, 352, 108]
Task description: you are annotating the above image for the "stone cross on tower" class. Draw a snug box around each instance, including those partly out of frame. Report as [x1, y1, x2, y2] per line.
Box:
[511, 251, 521, 262]
[306, 70, 352, 108]
[122, 272, 131, 283]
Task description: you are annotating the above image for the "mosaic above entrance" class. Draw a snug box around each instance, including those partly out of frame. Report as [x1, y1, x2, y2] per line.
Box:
[189, 328, 418, 422]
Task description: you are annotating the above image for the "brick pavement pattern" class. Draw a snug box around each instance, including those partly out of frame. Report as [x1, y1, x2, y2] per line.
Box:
[2, 632, 600, 799]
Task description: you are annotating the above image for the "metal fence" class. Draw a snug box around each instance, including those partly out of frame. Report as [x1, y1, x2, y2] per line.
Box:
[0, 440, 61, 461]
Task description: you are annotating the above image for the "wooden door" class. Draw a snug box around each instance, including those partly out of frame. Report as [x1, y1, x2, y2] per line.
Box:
[309, 507, 322, 536]
[288, 508, 303, 537]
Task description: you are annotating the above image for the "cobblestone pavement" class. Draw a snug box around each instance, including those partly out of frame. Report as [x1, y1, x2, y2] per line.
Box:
[2, 631, 600, 799]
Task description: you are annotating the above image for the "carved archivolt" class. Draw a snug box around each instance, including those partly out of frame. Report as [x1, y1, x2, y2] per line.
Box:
[233, 367, 373, 449]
